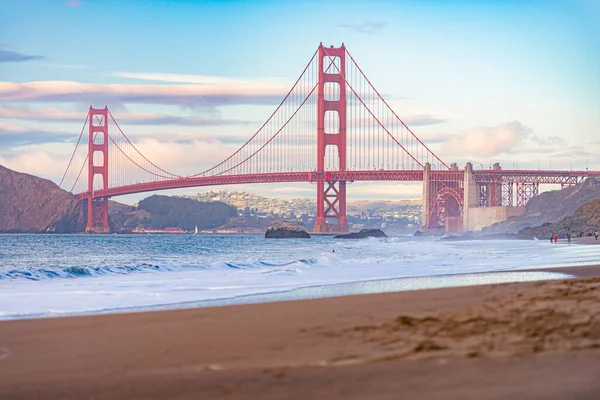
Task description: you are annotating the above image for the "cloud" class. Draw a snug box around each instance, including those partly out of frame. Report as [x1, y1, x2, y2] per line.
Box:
[401, 115, 446, 127]
[0, 80, 290, 107]
[137, 132, 246, 145]
[0, 106, 255, 126]
[113, 72, 279, 86]
[115, 138, 238, 176]
[0, 122, 72, 147]
[0, 49, 43, 63]
[446, 120, 565, 157]
[65, 0, 82, 6]
[339, 21, 387, 34]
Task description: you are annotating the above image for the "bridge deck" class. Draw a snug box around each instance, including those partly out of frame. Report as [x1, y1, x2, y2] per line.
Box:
[75, 169, 600, 199]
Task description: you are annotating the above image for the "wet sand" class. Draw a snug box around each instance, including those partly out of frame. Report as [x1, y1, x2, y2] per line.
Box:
[573, 236, 600, 245]
[1, 265, 599, 399]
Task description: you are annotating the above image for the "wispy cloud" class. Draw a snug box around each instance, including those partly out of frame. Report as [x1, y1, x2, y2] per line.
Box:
[0, 106, 255, 126]
[0, 122, 72, 147]
[339, 21, 387, 34]
[0, 49, 43, 63]
[401, 115, 446, 127]
[0, 80, 290, 107]
[65, 0, 82, 7]
[113, 72, 279, 86]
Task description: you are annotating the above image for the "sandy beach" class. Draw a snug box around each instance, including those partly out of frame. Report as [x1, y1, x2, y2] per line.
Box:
[1, 265, 599, 399]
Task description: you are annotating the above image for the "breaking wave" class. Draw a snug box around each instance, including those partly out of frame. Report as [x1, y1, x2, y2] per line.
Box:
[0, 259, 314, 281]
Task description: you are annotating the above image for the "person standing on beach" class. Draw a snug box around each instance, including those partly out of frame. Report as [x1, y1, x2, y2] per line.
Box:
[550, 233, 554, 243]
[595, 231, 599, 240]
[567, 232, 571, 245]
[554, 233, 558, 244]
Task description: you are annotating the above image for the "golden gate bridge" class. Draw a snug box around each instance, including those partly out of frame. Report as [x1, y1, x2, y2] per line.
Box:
[59, 43, 600, 233]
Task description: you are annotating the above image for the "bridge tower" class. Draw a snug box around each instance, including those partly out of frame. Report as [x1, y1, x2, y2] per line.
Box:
[86, 106, 110, 233]
[314, 43, 349, 234]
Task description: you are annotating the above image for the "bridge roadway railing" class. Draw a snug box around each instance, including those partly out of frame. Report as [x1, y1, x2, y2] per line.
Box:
[473, 170, 600, 183]
[75, 169, 600, 200]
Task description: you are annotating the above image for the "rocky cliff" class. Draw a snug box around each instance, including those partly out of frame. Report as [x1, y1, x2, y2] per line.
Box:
[482, 177, 600, 234]
[519, 199, 600, 238]
[0, 165, 86, 233]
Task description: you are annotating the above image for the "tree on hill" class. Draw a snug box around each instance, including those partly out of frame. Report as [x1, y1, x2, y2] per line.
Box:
[137, 195, 237, 230]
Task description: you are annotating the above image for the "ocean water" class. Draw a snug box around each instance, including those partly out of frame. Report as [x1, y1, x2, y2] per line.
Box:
[0, 234, 598, 320]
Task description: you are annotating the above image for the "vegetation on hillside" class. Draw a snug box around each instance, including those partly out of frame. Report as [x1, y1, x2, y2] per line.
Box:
[127, 195, 237, 230]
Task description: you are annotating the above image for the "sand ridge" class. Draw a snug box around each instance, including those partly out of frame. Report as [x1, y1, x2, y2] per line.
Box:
[316, 277, 600, 365]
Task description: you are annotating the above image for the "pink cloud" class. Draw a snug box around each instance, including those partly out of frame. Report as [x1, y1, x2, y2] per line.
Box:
[0, 121, 27, 133]
[444, 120, 566, 158]
[0, 80, 290, 107]
[0, 106, 254, 126]
[65, 0, 82, 6]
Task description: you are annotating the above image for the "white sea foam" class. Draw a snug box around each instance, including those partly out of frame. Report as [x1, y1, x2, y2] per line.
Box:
[0, 234, 598, 319]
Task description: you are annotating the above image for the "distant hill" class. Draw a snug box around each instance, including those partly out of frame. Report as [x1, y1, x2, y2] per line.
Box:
[0, 165, 86, 233]
[482, 177, 600, 234]
[187, 190, 421, 218]
[186, 191, 314, 218]
[347, 199, 421, 216]
[111, 195, 237, 231]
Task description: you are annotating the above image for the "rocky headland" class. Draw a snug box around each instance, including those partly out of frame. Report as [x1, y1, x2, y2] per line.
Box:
[0, 165, 86, 233]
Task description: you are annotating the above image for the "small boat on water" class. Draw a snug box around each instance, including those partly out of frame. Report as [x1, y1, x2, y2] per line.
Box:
[194, 225, 198, 234]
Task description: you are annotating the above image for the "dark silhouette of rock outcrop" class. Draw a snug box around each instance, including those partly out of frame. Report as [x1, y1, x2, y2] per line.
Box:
[0, 165, 86, 233]
[334, 228, 387, 239]
[265, 221, 310, 238]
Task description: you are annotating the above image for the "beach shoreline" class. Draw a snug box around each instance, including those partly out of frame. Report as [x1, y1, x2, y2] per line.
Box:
[1, 264, 599, 399]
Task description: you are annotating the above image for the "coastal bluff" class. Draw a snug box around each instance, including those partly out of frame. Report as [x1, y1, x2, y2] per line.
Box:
[0, 165, 86, 233]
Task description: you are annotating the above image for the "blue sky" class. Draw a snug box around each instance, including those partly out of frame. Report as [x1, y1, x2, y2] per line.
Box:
[1, 0, 599, 202]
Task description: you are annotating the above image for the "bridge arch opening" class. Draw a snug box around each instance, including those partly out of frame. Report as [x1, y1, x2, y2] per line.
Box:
[428, 187, 463, 232]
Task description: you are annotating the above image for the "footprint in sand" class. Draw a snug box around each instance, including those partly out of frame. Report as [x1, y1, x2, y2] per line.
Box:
[0, 347, 12, 361]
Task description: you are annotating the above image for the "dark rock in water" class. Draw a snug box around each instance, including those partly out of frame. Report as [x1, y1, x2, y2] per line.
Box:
[413, 230, 423, 237]
[334, 228, 387, 239]
[265, 221, 310, 238]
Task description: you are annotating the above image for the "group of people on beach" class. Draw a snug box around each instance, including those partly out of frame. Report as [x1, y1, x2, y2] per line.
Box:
[571, 229, 599, 239]
[549, 233, 569, 244]
[550, 230, 600, 243]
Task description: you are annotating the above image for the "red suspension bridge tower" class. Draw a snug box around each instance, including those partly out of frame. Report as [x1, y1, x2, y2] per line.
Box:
[86, 106, 110, 233]
[315, 44, 349, 233]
